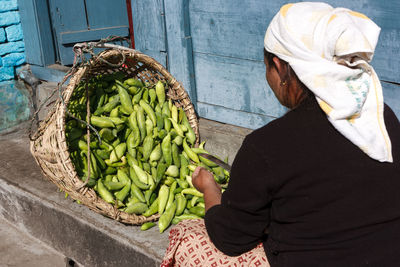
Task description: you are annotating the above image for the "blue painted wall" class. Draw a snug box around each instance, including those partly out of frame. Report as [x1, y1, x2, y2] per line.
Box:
[133, 0, 400, 129]
[0, 0, 26, 82]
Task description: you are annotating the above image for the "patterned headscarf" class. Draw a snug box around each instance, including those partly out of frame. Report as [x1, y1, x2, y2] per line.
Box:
[264, 2, 392, 162]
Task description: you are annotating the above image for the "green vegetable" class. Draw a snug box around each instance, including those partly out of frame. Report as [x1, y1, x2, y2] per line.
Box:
[142, 197, 159, 217]
[91, 116, 115, 128]
[182, 138, 199, 163]
[161, 133, 172, 166]
[125, 202, 148, 214]
[159, 201, 176, 233]
[155, 81, 165, 106]
[158, 185, 169, 215]
[97, 179, 114, 204]
[141, 222, 156, 231]
[116, 80, 134, 114]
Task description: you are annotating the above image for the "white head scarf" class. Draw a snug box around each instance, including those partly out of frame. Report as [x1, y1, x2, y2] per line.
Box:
[264, 2, 392, 162]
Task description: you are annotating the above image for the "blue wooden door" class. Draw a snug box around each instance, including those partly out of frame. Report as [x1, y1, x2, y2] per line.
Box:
[48, 0, 130, 65]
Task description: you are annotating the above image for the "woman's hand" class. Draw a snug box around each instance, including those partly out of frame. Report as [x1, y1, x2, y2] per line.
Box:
[192, 166, 220, 193]
[192, 167, 222, 212]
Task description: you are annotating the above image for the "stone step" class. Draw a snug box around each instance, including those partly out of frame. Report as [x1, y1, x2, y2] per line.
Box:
[0, 119, 249, 266]
[0, 135, 167, 267]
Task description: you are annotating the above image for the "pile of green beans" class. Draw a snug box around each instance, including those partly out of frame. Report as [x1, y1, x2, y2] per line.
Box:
[66, 72, 229, 233]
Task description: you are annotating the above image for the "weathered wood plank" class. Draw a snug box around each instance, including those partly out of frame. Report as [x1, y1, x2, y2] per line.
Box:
[193, 52, 287, 118]
[189, 0, 400, 83]
[139, 49, 167, 69]
[131, 0, 165, 52]
[164, 0, 197, 105]
[48, 0, 87, 32]
[197, 102, 278, 130]
[382, 82, 400, 119]
[18, 0, 55, 66]
[85, 0, 128, 29]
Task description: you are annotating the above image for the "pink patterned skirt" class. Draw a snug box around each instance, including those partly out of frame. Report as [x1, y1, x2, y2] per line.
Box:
[161, 219, 270, 267]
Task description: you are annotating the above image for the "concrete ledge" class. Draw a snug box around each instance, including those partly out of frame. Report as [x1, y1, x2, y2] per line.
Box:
[0, 136, 168, 266]
[199, 118, 252, 165]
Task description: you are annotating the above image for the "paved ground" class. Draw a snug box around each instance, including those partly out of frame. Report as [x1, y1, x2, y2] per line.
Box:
[0, 217, 67, 267]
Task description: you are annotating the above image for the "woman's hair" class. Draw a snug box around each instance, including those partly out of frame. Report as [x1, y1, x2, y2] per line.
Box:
[264, 48, 275, 67]
[263, 48, 314, 102]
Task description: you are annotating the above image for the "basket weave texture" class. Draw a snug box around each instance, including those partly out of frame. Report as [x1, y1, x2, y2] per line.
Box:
[30, 48, 199, 225]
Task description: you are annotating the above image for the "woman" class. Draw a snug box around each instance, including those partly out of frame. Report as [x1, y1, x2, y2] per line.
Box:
[162, 2, 400, 266]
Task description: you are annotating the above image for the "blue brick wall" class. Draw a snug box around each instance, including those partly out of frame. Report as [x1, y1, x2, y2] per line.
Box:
[0, 0, 25, 82]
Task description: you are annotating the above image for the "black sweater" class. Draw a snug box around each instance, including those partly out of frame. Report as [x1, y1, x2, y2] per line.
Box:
[205, 97, 400, 267]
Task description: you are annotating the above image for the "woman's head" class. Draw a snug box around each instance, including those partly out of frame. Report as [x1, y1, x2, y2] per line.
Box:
[263, 2, 392, 162]
[263, 49, 309, 109]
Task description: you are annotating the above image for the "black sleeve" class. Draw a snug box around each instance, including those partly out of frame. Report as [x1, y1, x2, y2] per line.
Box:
[204, 135, 272, 256]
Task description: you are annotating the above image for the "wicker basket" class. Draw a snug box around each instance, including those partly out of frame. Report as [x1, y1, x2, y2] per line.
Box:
[30, 45, 199, 224]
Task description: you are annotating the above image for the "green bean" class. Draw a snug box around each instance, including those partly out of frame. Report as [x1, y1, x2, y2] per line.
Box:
[142, 88, 149, 103]
[163, 116, 171, 132]
[99, 128, 115, 142]
[124, 78, 143, 87]
[166, 181, 177, 210]
[182, 138, 199, 163]
[169, 118, 184, 137]
[173, 214, 202, 223]
[159, 201, 176, 233]
[94, 95, 119, 115]
[172, 143, 180, 168]
[158, 129, 167, 140]
[149, 144, 162, 163]
[162, 102, 171, 118]
[137, 106, 146, 142]
[142, 197, 159, 217]
[199, 155, 218, 168]
[165, 165, 179, 177]
[140, 100, 157, 126]
[142, 135, 154, 161]
[155, 163, 168, 185]
[104, 181, 125, 191]
[145, 118, 154, 137]
[132, 87, 143, 104]
[180, 154, 189, 180]
[158, 185, 170, 215]
[93, 150, 107, 170]
[125, 202, 148, 214]
[176, 178, 189, 189]
[132, 164, 149, 184]
[144, 189, 153, 205]
[155, 112, 164, 131]
[161, 133, 172, 166]
[97, 179, 114, 204]
[181, 188, 203, 198]
[130, 167, 150, 190]
[173, 136, 183, 146]
[116, 80, 133, 114]
[115, 180, 131, 202]
[155, 81, 165, 106]
[149, 88, 157, 106]
[91, 116, 115, 128]
[143, 162, 151, 173]
[110, 106, 120, 117]
[141, 222, 156, 231]
[130, 182, 146, 203]
[189, 206, 205, 217]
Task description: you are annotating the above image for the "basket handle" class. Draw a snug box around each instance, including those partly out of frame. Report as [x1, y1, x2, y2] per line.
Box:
[73, 42, 138, 52]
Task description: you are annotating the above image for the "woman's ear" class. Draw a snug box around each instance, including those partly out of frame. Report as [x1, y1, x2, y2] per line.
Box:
[272, 56, 288, 81]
